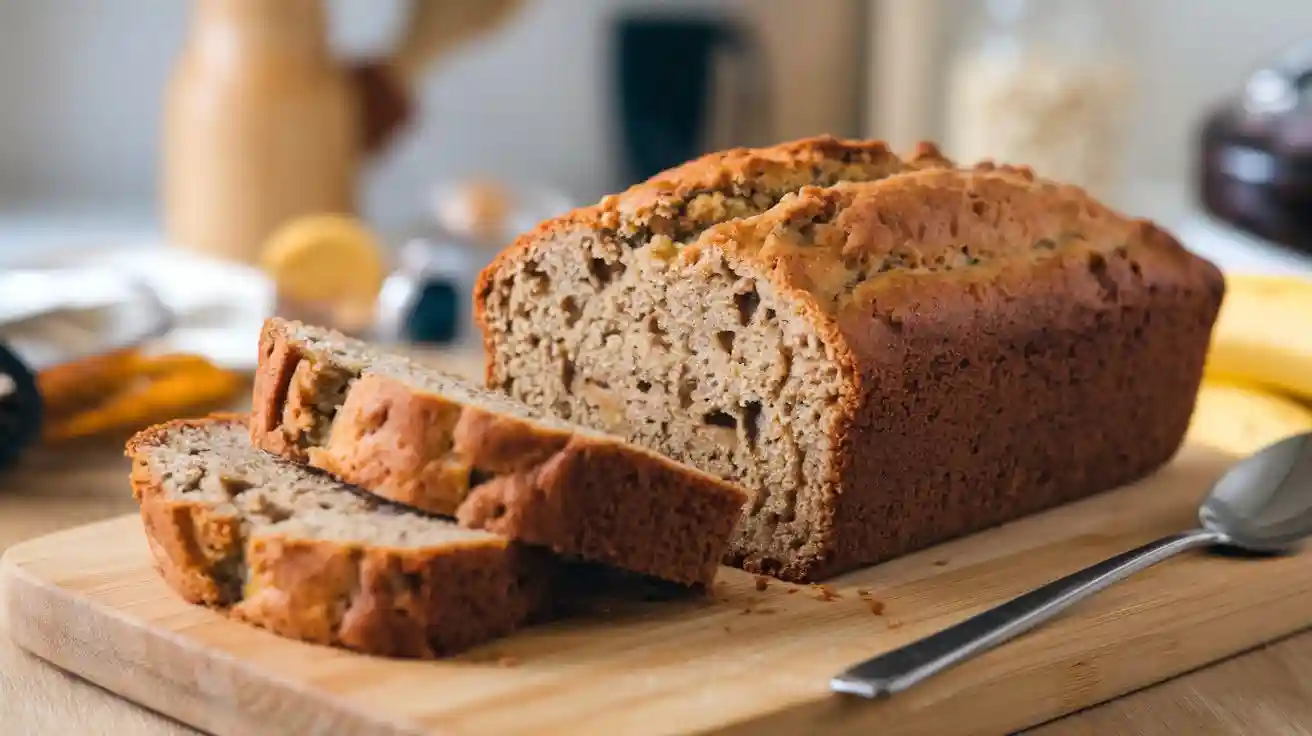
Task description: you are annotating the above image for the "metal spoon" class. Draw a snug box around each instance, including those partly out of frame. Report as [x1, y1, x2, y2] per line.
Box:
[831, 431, 1312, 699]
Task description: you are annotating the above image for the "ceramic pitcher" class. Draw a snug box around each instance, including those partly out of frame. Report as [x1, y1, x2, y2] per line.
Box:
[162, 0, 522, 263]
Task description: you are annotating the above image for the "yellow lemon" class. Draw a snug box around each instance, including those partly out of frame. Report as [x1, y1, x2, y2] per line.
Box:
[260, 214, 386, 304]
[1186, 378, 1312, 457]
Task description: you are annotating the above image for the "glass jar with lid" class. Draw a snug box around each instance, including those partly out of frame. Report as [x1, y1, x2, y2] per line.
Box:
[943, 0, 1135, 198]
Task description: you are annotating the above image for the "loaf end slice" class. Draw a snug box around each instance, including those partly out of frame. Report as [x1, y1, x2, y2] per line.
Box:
[127, 415, 554, 658]
[251, 319, 748, 588]
[477, 161, 1225, 581]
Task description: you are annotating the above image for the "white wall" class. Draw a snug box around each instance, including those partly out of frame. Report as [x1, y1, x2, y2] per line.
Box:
[934, 0, 1312, 184]
[2, 0, 1310, 229]
[1117, 0, 1312, 181]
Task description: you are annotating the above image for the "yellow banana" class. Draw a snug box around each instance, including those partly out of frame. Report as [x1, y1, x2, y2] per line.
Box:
[1203, 274, 1312, 403]
[1186, 378, 1312, 457]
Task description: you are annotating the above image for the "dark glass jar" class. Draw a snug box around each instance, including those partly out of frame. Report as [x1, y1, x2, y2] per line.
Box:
[1199, 40, 1312, 255]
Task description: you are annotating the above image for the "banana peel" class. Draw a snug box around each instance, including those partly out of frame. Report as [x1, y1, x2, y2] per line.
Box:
[40, 352, 246, 443]
[36, 347, 143, 420]
[1204, 274, 1312, 403]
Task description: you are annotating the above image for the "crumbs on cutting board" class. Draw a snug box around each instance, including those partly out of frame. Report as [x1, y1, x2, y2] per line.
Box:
[933, 559, 950, 567]
[811, 584, 842, 602]
[718, 575, 888, 616]
[855, 587, 886, 615]
[738, 594, 783, 615]
[462, 650, 523, 666]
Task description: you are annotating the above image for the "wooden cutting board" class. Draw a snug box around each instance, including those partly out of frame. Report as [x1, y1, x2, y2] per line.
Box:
[4, 442, 1311, 736]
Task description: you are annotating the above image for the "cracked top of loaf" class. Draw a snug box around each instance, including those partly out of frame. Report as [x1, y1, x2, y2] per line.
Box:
[687, 164, 1216, 314]
[490, 134, 1220, 320]
[510, 135, 953, 249]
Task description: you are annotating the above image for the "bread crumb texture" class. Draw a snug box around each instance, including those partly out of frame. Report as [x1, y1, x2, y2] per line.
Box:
[127, 415, 553, 658]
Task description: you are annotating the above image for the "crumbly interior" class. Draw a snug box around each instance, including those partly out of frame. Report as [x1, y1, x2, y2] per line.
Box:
[145, 419, 496, 548]
[288, 321, 603, 440]
[481, 234, 845, 574]
[475, 149, 964, 573]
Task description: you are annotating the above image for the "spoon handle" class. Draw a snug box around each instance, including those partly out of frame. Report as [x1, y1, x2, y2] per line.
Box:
[831, 528, 1227, 698]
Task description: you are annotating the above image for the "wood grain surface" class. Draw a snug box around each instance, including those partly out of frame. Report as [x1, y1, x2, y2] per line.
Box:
[4, 441, 1312, 736]
[2, 349, 1311, 735]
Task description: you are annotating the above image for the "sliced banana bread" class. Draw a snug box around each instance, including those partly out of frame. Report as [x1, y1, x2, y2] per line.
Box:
[475, 147, 1226, 582]
[250, 318, 747, 587]
[127, 415, 554, 658]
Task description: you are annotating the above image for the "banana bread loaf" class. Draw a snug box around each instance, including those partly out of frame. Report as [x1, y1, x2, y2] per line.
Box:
[127, 415, 553, 657]
[251, 318, 747, 587]
[474, 138, 1226, 582]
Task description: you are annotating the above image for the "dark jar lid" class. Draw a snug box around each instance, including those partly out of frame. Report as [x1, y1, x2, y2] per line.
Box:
[0, 342, 42, 471]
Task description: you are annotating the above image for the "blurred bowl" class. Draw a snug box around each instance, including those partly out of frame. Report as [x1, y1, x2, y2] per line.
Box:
[0, 269, 174, 371]
[374, 179, 577, 348]
[429, 179, 575, 251]
[19, 245, 273, 372]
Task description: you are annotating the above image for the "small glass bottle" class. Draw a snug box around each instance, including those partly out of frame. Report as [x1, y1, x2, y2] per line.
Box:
[944, 0, 1135, 198]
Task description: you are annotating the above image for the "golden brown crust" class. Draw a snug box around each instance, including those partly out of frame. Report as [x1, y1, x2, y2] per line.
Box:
[695, 171, 1141, 322]
[132, 457, 242, 604]
[472, 135, 952, 378]
[310, 373, 573, 514]
[452, 433, 740, 588]
[128, 416, 554, 658]
[232, 534, 548, 658]
[251, 325, 303, 459]
[251, 320, 748, 587]
[251, 325, 353, 464]
[606, 136, 949, 237]
[128, 413, 253, 605]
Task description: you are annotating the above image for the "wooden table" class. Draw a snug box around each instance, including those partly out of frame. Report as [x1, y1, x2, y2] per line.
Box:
[2, 358, 1309, 734]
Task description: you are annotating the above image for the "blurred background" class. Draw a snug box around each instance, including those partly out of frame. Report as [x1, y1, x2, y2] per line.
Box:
[3, 0, 1312, 451]
[2, 0, 1310, 248]
[6, 5, 1312, 729]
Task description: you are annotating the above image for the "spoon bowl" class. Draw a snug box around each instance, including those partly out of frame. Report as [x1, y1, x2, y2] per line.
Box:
[1201, 432, 1312, 552]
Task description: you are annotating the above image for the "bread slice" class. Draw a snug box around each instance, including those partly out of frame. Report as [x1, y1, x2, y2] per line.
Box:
[475, 145, 1226, 582]
[127, 415, 554, 658]
[250, 318, 748, 587]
